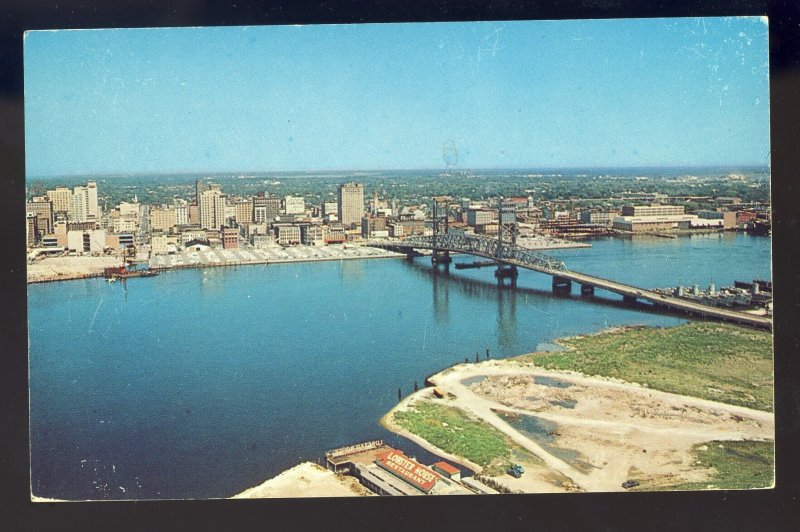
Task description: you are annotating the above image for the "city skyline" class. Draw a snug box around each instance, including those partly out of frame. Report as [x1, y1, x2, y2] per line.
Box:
[24, 17, 770, 178]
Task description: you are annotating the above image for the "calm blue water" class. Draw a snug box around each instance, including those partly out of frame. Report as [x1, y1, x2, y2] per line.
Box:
[28, 234, 771, 500]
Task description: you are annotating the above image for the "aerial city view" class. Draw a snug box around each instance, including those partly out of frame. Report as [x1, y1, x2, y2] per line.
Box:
[25, 18, 772, 500]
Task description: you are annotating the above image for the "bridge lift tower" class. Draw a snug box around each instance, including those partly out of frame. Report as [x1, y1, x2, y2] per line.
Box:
[495, 199, 519, 286]
[431, 196, 452, 266]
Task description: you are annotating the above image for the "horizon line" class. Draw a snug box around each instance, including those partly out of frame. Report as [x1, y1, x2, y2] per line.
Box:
[26, 163, 771, 181]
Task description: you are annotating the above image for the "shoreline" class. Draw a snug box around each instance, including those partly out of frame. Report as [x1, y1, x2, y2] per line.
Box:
[230, 461, 373, 498]
[26, 248, 407, 285]
[379, 384, 484, 475]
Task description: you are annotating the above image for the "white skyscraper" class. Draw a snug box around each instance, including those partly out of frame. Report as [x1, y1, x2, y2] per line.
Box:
[200, 189, 225, 229]
[71, 186, 89, 222]
[87, 180, 99, 219]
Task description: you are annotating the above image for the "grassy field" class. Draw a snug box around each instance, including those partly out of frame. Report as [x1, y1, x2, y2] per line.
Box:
[392, 401, 537, 475]
[519, 322, 773, 411]
[672, 440, 774, 490]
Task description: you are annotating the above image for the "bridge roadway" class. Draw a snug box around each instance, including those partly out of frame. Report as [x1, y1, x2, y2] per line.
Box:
[367, 234, 772, 331]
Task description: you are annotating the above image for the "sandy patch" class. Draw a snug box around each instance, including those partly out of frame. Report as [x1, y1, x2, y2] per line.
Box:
[27, 255, 124, 282]
[231, 462, 373, 498]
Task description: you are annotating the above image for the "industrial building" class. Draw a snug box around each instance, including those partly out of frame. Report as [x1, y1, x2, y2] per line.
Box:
[621, 204, 685, 217]
[612, 214, 696, 232]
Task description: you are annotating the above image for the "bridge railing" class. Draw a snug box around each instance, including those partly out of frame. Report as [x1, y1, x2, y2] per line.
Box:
[403, 234, 567, 271]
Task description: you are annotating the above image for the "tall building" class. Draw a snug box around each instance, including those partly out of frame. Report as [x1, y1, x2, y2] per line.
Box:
[69, 181, 100, 222]
[337, 183, 364, 227]
[87, 180, 99, 220]
[195, 179, 209, 205]
[253, 195, 280, 224]
[27, 198, 54, 236]
[175, 199, 189, 225]
[235, 199, 254, 225]
[46, 186, 72, 214]
[71, 186, 90, 222]
[200, 189, 225, 229]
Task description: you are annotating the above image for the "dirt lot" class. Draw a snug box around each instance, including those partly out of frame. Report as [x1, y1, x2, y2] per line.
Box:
[27, 255, 123, 282]
[424, 360, 773, 493]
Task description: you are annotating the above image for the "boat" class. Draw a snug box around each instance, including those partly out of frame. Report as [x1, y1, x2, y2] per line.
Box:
[103, 264, 159, 280]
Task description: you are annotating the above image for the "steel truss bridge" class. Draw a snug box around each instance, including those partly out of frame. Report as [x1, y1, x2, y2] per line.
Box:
[368, 233, 772, 330]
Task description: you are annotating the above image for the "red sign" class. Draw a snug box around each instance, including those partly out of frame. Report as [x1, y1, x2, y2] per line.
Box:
[376, 450, 440, 493]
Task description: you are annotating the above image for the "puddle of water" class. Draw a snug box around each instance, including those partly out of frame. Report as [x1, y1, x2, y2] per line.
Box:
[461, 375, 487, 386]
[549, 399, 577, 409]
[495, 410, 582, 465]
[533, 376, 573, 388]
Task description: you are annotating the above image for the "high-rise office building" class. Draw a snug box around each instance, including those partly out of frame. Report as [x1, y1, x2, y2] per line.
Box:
[46, 187, 72, 214]
[175, 199, 189, 226]
[200, 189, 225, 229]
[87, 180, 99, 220]
[337, 183, 364, 227]
[235, 199, 254, 225]
[71, 186, 90, 222]
[69, 180, 100, 222]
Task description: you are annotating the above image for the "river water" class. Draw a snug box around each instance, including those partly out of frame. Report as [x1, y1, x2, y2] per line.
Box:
[27, 233, 771, 500]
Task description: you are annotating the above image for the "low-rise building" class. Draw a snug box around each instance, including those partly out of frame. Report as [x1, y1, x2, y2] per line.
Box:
[274, 224, 301, 246]
[580, 210, 616, 225]
[66, 228, 106, 253]
[467, 208, 494, 226]
[222, 226, 240, 249]
[361, 215, 387, 238]
[324, 223, 346, 244]
[388, 223, 404, 238]
[284, 196, 305, 215]
[612, 214, 696, 232]
[300, 224, 324, 246]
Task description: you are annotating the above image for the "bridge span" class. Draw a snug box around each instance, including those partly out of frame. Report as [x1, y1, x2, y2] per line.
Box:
[367, 233, 772, 331]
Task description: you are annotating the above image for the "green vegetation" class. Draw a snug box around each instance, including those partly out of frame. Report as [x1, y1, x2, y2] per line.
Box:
[519, 322, 773, 411]
[393, 401, 537, 475]
[673, 440, 774, 490]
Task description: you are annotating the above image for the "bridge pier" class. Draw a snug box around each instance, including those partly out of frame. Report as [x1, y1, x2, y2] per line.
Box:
[431, 250, 452, 265]
[494, 264, 518, 287]
[580, 284, 595, 297]
[552, 276, 572, 295]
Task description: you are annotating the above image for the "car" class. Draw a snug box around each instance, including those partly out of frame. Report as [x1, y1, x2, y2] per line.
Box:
[621, 479, 640, 489]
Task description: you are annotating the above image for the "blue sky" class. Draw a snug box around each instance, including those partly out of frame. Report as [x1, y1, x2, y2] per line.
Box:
[24, 17, 770, 177]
